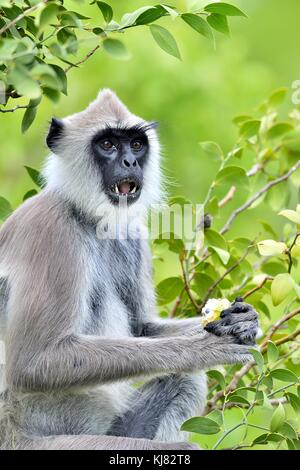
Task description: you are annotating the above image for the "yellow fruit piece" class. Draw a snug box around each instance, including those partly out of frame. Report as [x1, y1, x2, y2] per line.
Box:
[200, 298, 231, 326]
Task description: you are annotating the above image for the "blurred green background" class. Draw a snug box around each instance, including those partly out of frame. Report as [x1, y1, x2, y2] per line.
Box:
[1, 0, 300, 276]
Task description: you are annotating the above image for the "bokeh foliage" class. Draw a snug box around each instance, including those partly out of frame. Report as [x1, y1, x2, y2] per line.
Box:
[0, 0, 300, 450]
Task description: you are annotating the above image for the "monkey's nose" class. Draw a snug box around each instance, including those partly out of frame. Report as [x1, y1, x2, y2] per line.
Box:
[122, 157, 137, 168]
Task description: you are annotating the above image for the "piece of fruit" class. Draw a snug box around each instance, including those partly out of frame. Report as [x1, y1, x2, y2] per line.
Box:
[200, 298, 231, 326]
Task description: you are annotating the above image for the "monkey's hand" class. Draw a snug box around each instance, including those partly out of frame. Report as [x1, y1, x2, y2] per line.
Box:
[204, 298, 259, 346]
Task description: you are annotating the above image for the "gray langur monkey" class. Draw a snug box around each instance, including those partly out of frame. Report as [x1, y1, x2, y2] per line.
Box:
[0, 90, 259, 450]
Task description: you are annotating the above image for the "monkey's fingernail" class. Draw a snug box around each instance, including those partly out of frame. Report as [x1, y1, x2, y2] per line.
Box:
[235, 296, 243, 303]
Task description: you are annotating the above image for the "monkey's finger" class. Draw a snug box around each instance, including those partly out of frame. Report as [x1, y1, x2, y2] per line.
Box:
[221, 311, 258, 325]
[220, 302, 254, 317]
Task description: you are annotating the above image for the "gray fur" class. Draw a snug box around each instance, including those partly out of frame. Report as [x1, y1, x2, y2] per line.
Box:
[0, 90, 257, 450]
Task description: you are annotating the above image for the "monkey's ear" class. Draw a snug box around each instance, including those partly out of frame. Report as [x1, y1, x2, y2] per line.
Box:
[46, 118, 64, 151]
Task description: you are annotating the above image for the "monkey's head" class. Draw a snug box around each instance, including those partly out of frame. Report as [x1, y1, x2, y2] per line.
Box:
[44, 89, 162, 217]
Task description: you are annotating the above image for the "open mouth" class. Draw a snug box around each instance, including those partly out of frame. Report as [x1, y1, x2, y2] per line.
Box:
[110, 178, 141, 196]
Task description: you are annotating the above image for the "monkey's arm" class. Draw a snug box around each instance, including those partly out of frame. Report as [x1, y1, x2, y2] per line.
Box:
[142, 301, 259, 343]
[141, 318, 204, 337]
[8, 331, 252, 392]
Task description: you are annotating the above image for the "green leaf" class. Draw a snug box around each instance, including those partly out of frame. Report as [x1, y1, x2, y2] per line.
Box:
[215, 165, 248, 189]
[249, 348, 264, 372]
[8, 67, 41, 100]
[120, 7, 156, 28]
[0, 196, 12, 221]
[257, 240, 287, 257]
[156, 277, 184, 305]
[271, 274, 296, 306]
[206, 409, 223, 426]
[286, 392, 300, 413]
[43, 87, 60, 103]
[207, 13, 230, 36]
[23, 189, 38, 201]
[270, 403, 285, 432]
[204, 2, 247, 17]
[205, 229, 227, 250]
[103, 39, 130, 60]
[50, 64, 68, 95]
[268, 87, 288, 108]
[96, 1, 113, 23]
[267, 341, 279, 363]
[150, 24, 181, 60]
[207, 369, 226, 389]
[135, 6, 165, 25]
[193, 273, 214, 299]
[233, 114, 252, 126]
[253, 433, 269, 445]
[181, 13, 213, 41]
[181, 416, 221, 434]
[227, 394, 250, 405]
[270, 368, 298, 383]
[211, 246, 230, 265]
[266, 122, 294, 140]
[199, 141, 223, 160]
[239, 119, 261, 139]
[24, 166, 44, 188]
[37, 3, 59, 32]
[21, 97, 41, 134]
[279, 422, 298, 440]
[279, 209, 300, 225]
[206, 196, 219, 216]
[161, 4, 178, 19]
[258, 220, 278, 239]
[282, 130, 300, 153]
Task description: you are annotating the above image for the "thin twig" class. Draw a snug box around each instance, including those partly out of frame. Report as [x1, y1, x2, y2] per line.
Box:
[198, 244, 251, 311]
[263, 307, 300, 344]
[0, 1, 48, 36]
[273, 327, 300, 346]
[169, 290, 184, 318]
[0, 105, 29, 113]
[220, 160, 300, 235]
[246, 163, 263, 177]
[287, 232, 300, 273]
[180, 256, 199, 311]
[242, 276, 273, 300]
[211, 396, 287, 411]
[64, 44, 100, 73]
[218, 185, 236, 208]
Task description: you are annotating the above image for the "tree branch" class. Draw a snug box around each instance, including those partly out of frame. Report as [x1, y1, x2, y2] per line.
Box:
[0, 1, 48, 36]
[218, 185, 236, 208]
[0, 105, 29, 113]
[242, 276, 273, 300]
[64, 44, 100, 73]
[263, 307, 300, 344]
[180, 256, 199, 312]
[220, 160, 300, 235]
[287, 232, 300, 273]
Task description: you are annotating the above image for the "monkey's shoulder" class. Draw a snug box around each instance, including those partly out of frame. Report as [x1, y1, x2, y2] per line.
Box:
[0, 191, 81, 262]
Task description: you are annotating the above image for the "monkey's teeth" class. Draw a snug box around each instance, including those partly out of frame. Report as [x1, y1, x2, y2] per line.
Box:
[115, 185, 119, 194]
[131, 187, 136, 193]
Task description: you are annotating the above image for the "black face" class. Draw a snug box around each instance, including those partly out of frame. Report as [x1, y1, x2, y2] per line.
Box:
[91, 125, 151, 204]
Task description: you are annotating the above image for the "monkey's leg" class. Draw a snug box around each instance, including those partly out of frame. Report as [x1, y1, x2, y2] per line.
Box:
[14, 434, 197, 450]
[107, 372, 206, 443]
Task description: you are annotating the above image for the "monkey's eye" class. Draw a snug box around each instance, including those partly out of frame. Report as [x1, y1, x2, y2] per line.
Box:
[131, 140, 143, 151]
[100, 140, 115, 151]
